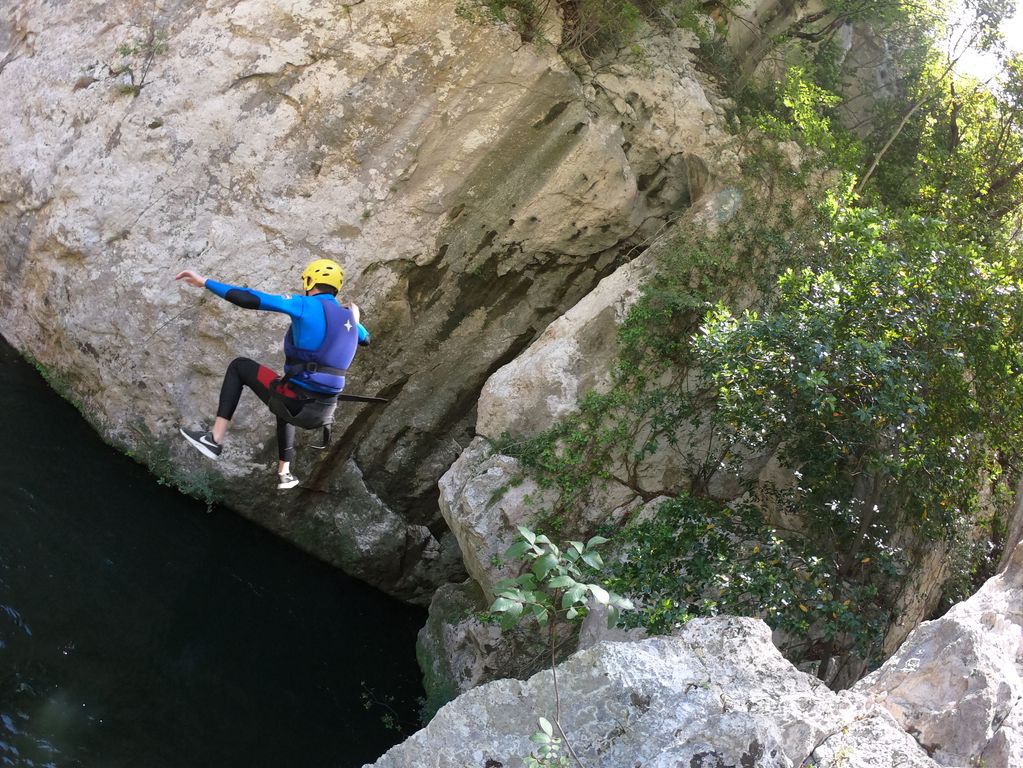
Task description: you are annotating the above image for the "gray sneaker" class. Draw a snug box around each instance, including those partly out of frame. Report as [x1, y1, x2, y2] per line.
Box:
[277, 472, 300, 490]
[179, 427, 222, 459]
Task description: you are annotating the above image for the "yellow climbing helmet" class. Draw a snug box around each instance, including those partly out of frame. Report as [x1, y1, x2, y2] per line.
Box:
[301, 258, 344, 292]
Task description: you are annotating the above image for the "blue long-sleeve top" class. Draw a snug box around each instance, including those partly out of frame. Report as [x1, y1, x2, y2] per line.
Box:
[205, 279, 369, 392]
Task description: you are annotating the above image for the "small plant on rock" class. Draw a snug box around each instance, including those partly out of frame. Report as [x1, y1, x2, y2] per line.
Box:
[526, 716, 569, 767]
[490, 525, 633, 768]
[113, 24, 168, 97]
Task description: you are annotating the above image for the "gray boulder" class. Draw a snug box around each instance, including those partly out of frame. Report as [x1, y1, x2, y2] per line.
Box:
[371, 617, 941, 768]
[857, 539, 1023, 767]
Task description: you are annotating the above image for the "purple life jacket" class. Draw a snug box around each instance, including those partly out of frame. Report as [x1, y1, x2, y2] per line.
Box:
[282, 298, 358, 395]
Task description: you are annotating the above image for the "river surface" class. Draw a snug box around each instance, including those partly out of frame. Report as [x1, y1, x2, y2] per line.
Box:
[0, 339, 425, 768]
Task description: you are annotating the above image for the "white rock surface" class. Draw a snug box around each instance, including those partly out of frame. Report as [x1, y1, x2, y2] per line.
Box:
[438, 436, 641, 600]
[477, 249, 651, 441]
[437, 437, 560, 596]
[372, 617, 942, 768]
[857, 540, 1023, 767]
[408, 544, 1023, 768]
[416, 579, 551, 712]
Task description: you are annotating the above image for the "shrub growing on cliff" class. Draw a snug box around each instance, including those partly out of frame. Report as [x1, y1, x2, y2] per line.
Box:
[113, 24, 168, 97]
[695, 203, 1023, 556]
[690, 201, 1023, 673]
[490, 526, 632, 768]
[605, 493, 900, 666]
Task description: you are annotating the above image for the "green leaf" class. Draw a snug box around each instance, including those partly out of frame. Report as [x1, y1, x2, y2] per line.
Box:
[490, 596, 519, 613]
[517, 526, 536, 545]
[611, 594, 635, 610]
[586, 535, 609, 548]
[538, 717, 554, 737]
[532, 553, 559, 580]
[517, 573, 538, 590]
[588, 583, 610, 605]
[499, 604, 524, 631]
[581, 551, 604, 570]
[563, 584, 588, 608]
[547, 574, 575, 589]
[505, 540, 532, 560]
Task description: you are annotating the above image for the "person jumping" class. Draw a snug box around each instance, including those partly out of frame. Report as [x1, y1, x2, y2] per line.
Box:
[175, 259, 368, 489]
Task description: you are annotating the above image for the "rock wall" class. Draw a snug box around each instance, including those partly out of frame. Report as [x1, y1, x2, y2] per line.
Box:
[387, 541, 1023, 768]
[856, 539, 1023, 766]
[0, 0, 735, 600]
[378, 617, 942, 768]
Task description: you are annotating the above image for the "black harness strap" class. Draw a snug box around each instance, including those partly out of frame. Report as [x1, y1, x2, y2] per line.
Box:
[281, 360, 349, 387]
[272, 359, 389, 448]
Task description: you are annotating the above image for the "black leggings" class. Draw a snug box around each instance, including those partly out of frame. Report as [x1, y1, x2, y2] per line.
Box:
[216, 357, 300, 462]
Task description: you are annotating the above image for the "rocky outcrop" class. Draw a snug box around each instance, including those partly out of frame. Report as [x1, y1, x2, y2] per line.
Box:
[438, 437, 561, 597]
[856, 539, 1023, 767]
[374, 617, 942, 768]
[416, 579, 551, 718]
[834, 23, 900, 138]
[393, 542, 1023, 768]
[0, 0, 736, 600]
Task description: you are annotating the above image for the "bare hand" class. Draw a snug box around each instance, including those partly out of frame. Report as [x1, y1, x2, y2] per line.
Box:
[175, 270, 207, 288]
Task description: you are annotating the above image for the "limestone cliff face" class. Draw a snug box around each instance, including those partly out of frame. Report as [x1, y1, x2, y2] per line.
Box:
[381, 542, 1023, 767]
[855, 538, 1023, 767]
[0, 0, 735, 600]
[379, 617, 945, 768]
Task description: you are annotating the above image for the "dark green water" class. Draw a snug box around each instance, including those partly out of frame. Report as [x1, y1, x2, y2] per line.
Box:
[0, 338, 425, 768]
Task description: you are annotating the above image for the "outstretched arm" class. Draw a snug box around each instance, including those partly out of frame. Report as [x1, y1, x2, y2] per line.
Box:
[175, 270, 305, 319]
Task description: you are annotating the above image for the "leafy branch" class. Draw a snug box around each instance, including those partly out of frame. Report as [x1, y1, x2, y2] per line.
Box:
[490, 526, 633, 768]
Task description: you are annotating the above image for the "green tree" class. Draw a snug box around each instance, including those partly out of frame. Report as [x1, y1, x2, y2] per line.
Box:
[904, 54, 1023, 237]
[691, 201, 1023, 671]
[605, 493, 900, 668]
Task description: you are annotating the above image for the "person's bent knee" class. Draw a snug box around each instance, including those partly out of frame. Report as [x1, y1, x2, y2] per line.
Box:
[227, 356, 255, 373]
